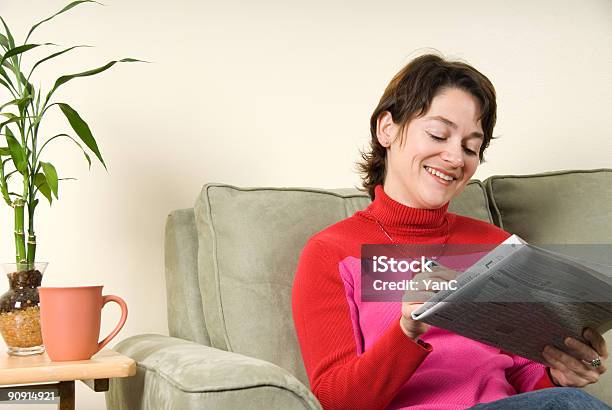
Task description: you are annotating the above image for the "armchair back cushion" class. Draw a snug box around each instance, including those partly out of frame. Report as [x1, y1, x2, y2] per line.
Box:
[485, 169, 612, 244]
[192, 182, 492, 386]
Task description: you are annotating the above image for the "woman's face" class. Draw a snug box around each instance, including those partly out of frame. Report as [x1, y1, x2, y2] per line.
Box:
[378, 87, 484, 209]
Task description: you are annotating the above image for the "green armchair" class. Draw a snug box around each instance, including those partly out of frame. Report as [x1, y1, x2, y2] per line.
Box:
[106, 169, 612, 409]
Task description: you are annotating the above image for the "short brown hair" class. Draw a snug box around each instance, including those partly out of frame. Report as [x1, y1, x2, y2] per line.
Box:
[357, 54, 497, 199]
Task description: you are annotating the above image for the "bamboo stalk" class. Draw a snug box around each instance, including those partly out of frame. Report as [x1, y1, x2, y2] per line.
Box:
[13, 199, 26, 264]
[27, 190, 37, 264]
[27, 233, 36, 264]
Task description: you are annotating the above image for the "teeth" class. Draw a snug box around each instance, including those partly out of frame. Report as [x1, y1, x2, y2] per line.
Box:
[425, 166, 454, 181]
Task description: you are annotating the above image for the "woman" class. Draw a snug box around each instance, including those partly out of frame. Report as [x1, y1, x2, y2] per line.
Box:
[292, 54, 609, 409]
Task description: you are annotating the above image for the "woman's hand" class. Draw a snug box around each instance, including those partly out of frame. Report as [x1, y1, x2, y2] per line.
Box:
[543, 327, 608, 387]
[399, 266, 457, 340]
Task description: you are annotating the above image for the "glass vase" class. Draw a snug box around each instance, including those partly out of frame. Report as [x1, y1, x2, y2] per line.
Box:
[0, 262, 48, 356]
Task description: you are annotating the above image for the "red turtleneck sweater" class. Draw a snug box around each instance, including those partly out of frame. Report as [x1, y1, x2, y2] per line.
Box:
[292, 186, 554, 410]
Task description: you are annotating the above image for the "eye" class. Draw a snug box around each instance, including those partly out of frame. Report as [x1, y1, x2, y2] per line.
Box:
[427, 132, 445, 141]
[463, 146, 478, 156]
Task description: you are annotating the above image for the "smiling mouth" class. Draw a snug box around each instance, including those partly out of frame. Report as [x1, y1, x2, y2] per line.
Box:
[424, 166, 457, 182]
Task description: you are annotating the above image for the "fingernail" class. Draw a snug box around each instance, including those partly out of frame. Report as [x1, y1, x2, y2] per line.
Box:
[564, 337, 573, 346]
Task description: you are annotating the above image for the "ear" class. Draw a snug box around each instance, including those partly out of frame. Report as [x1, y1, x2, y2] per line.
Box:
[376, 111, 400, 147]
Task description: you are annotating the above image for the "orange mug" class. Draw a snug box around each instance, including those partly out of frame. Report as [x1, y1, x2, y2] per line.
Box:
[39, 286, 127, 361]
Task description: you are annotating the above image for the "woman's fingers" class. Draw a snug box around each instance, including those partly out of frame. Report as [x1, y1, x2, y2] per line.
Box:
[564, 337, 608, 374]
[583, 327, 608, 359]
[412, 266, 458, 282]
[400, 301, 431, 339]
[543, 345, 601, 385]
[399, 265, 459, 340]
[544, 354, 585, 387]
[548, 367, 590, 387]
[543, 330, 608, 388]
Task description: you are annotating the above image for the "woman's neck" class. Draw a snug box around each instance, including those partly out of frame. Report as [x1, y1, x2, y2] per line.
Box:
[366, 185, 449, 231]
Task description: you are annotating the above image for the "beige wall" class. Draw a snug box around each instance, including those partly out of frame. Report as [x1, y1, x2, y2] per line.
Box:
[0, 0, 611, 408]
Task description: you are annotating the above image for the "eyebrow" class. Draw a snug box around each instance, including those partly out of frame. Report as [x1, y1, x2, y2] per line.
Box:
[425, 115, 484, 139]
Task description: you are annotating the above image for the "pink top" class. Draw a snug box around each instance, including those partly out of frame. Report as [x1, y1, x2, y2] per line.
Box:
[340, 255, 546, 409]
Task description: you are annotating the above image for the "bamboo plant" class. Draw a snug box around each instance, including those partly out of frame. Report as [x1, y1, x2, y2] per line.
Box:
[0, 1, 139, 269]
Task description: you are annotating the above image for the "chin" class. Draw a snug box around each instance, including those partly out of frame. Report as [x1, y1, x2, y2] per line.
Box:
[420, 196, 450, 209]
[426, 202, 448, 210]
[417, 187, 453, 209]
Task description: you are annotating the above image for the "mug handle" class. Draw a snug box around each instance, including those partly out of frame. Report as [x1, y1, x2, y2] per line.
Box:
[96, 295, 128, 353]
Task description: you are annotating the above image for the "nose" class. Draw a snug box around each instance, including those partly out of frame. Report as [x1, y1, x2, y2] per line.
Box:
[440, 143, 464, 168]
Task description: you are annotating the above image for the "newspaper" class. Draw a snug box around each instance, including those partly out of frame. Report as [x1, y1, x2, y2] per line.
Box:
[411, 235, 612, 364]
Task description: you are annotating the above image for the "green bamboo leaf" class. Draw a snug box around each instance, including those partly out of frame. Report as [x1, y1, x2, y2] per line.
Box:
[5, 128, 27, 173]
[0, 114, 22, 125]
[2, 60, 35, 92]
[41, 161, 59, 199]
[0, 77, 14, 94]
[19, 85, 34, 117]
[33, 172, 52, 204]
[0, 116, 22, 134]
[0, 65, 15, 91]
[0, 113, 20, 121]
[4, 169, 17, 181]
[39, 133, 91, 169]
[30, 199, 39, 215]
[0, 187, 9, 205]
[0, 44, 53, 68]
[0, 185, 10, 205]
[1, 114, 35, 125]
[0, 33, 8, 50]
[0, 147, 10, 156]
[0, 17, 15, 49]
[17, 95, 32, 114]
[45, 58, 142, 104]
[0, 161, 11, 205]
[28, 45, 91, 81]
[25, 1, 102, 44]
[0, 96, 32, 112]
[0, 99, 20, 112]
[18, 71, 34, 92]
[56, 103, 105, 168]
[35, 84, 41, 110]
[5, 133, 26, 174]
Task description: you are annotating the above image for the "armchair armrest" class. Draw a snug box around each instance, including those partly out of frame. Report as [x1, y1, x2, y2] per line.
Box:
[106, 334, 321, 410]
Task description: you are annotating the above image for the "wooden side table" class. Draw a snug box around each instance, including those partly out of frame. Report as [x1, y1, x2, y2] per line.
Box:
[0, 349, 136, 409]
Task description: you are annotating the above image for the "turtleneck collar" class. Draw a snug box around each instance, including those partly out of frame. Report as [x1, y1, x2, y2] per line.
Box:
[363, 185, 449, 232]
